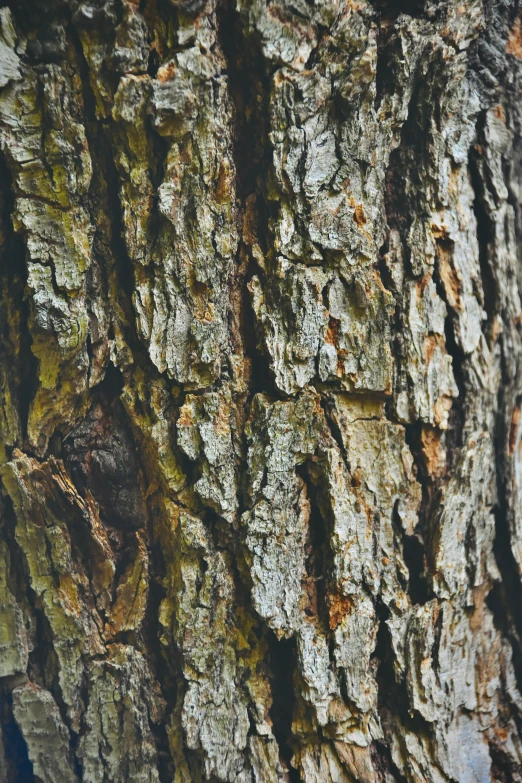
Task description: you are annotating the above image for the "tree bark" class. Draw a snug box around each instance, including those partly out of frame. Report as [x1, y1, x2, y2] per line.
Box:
[1, 0, 522, 780]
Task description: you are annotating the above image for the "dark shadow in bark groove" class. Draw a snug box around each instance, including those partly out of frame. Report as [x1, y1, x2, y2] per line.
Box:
[68, 20, 166, 382]
[489, 732, 522, 783]
[402, 531, 431, 607]
[267, 631, 300, 782]
[430, 260, 467, 470]
[63, 396, 148, 533]
[370, 0, 427, 19]
[0, 492, 79, 764]
[371, 739, 409, 783]
[402, 421, 445, 584]
[0, 151, 38, 450]
[0, 691, 34, 783]
[0, 500, 36, 781]
[374, 600, 437, 768]
[216, 0, 271, 205]
[140, 535, 182, 783]
[144, 592, 180, 781]
[297, 459, 333, 639]
[217, 0, 283, 404]
[469, 120, 498, 331]
[470, 110, 522, 698]
[489, 496, 522, 692]
[373, 603, 395, 704]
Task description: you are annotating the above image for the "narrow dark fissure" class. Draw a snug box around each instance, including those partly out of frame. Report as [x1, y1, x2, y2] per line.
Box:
[298, 460, 331, 632]
[321, 400, 351, 470]
[0, 690, 34, 783]
[0, 495, 34, 781]
[0, 486, 82, 772]
[469, 117, 498, 331]
[144, 554, 178, 783]
[373, 604, 402, 713]
[215, 20, 295, 757]
[469, 109, 522, 695]
[377, 241, 396, 296]
[489, 393, 522, 695]
[267, 632, 300, 783]
[371, 603, 418, 776]
[373, 596, 436, 769]
[382, 73, 431, 280]
[401, 420, 443, 597]
[487, 516, 522, 689]
[0, 151, 38, 449]
[405, 541, 430, 607]
[216, 0, 271, 206]
[26, 582, 83, 775]
[399, 522, 431, 607]
[503, 130, 522, 297]
[216, 0, 281, 403]
[429, 260, 467, 472]
[379, 71, 461, 570]
[370, 739, 409, 783]
[67, 21, 156, 377]
[370, 0, 427, 20]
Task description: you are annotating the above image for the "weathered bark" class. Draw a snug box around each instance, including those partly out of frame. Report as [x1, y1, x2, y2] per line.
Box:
[1, 0, 522, 780]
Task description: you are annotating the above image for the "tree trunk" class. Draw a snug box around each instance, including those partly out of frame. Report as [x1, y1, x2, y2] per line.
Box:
[1, 0, 522, 780]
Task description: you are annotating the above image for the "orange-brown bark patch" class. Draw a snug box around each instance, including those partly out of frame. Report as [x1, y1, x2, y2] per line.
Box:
[325, 317, 340, 347]
[353, 204, 366, 225]
[509, 400, 521, 455]
[423, 333, 444, 364]
[438, 245, 462, 311]
[420, 425, 446, 479]
[416, 272, 432, 296]
[470, 581, 490, 633]
[157, 61, 177, 82]
[214, 398, 231, 435]
[242, 194, 258, 247]
[507, 15, 522, 58]
[327, 589, 354, 630]
[300, 576, 318, 621]
[493, 104, 506, 123]
[177, 405, 194, 428]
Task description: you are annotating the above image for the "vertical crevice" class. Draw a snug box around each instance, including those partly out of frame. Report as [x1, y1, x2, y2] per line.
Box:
[490, 399, 522, 695]
[143, 550, 178, 783]
[0, 490, 76, 776]
[267, 632, 300, 782]
[369, 0, 427, 19]
[400, 526, 431, 607]
[68, 21, 157, 375]
[469, 119, 498, 334]
[469, 105, 522, 699]
[371, 600, 435, 771]
[0, 690, 34, 783]
[215, 17, 299, 772]
[0, 151, 38, 450]
[298, 461, 331, 632]
[63, 19, 179, 779]
[430, 254, 467, 470]
[216, 0, 279, 403]
[371, 739, 409, 783]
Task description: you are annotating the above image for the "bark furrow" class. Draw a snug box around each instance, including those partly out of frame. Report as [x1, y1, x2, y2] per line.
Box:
[1, 1, 522, 781]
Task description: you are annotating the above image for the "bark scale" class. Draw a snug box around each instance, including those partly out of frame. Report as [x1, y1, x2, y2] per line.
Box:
[0, 0, 522, 781]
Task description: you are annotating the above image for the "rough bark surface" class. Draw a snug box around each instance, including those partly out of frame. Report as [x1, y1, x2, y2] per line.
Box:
[1, 0, 522, 781]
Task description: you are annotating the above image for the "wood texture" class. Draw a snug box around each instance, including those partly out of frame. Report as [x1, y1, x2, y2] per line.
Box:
[1, 0, 522, 780]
